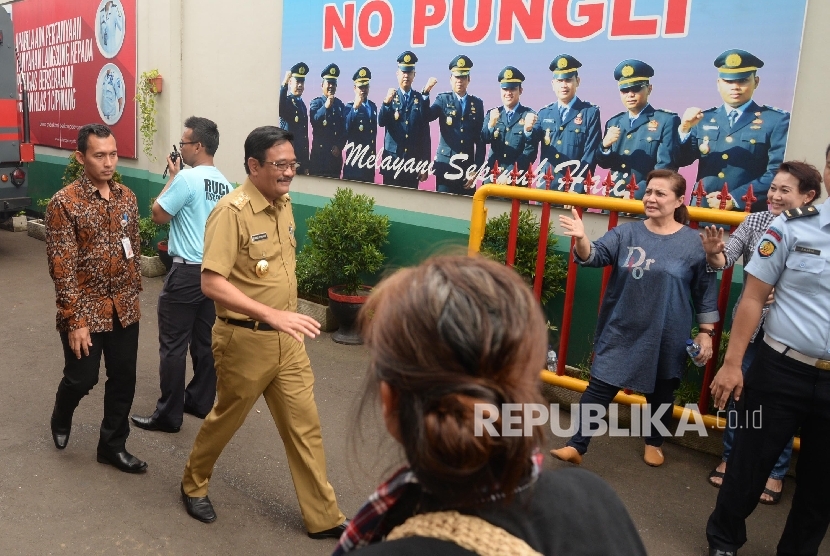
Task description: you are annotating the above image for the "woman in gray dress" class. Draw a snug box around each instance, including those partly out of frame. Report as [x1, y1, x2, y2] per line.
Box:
[551, 169, 719, 467]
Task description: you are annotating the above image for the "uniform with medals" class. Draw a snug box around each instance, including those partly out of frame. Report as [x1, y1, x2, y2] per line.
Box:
[532, 55, 601, 193]
[481, 66, 536, 179]
[707, 200, 830, 555]
[595, 60, 680, 200]
[181, 168, 346, 533]
[426, 55, 485, 196]
[378, 51, 432, 188]
[343, 67, 378, 183]
[677, 50, 789, 211]
[309, 64, 347, 178]
[278, 62, 310, 172]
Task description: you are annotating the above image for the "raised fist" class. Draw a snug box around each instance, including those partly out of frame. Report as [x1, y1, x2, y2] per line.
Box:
[489, 109, 500, 128]
[602, 126, 621, 148]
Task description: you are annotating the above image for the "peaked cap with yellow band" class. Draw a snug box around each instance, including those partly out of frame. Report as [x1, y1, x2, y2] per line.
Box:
[397, 50, 418, 71]
[550, 54, 581, 77]
[321, 63, 340, 81]
[498, 65, 525, 89]
[714, 49, 764, 80]
[613, 59, 654, 90]
[289, 62, 309, 81]
[352, 66, 372, 85]
[449, 54, 473, 76]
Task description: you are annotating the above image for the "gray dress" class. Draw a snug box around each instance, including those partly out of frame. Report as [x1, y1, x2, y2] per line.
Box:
[577, 222, 719, 393]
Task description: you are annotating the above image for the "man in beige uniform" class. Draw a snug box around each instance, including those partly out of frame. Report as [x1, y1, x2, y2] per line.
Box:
[180, 126, 347, 539]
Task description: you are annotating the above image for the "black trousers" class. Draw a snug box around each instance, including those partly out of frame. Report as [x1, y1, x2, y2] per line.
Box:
[54, 318, 139, 452]
[382, 173, 419, 188]
[567, 376, 679, 454]
[153, 263, 216, 426]
[435, 161, 474, 196]
[707, 342, 830, 555]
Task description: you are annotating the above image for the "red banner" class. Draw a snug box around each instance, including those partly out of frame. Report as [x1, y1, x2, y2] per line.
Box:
[13, 0, 136, 157]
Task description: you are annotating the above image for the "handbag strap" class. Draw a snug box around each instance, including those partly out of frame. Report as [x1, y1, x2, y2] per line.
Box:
[386, 510, 543, 556]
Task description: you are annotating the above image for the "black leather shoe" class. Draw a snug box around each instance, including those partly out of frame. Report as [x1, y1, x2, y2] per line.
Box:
[308, 519, 349, 539]
[709, 548, 737, 556]
[96, 449, 148, 473]
[130, 414, 181, 433]
[50, 404, 72, 450]
[181, 484, 217, 523]
[183, 405, 209, 419]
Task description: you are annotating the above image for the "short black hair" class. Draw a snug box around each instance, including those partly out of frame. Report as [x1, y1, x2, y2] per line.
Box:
[77, 124, 112, 154]
[243, 126, 294, 175]
[184, 116, 220, 156]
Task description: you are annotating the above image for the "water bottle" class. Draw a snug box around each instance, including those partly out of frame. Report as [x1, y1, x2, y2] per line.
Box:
[546, 346, 558, 372]
[686, 339, 704, 367]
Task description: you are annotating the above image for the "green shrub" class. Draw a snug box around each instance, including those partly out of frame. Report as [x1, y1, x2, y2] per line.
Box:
[138, 216, 159, 256]
[297, 187, 390, 296]
[480, 208, 567, 306]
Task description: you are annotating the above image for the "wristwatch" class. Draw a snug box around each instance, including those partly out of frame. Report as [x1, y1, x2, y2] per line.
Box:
[699, 328, 716, 338]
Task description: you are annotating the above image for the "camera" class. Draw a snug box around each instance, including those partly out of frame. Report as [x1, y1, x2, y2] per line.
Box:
[162, 145, 184, 179]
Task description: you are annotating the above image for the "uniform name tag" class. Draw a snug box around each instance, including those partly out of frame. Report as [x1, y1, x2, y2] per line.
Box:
[795, 246, 821, 256]
[702, 125, 719, 130]
[251, 233, 268, 242]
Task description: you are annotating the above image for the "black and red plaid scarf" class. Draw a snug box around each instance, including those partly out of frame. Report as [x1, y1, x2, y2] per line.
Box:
[332, 450, 544, 555]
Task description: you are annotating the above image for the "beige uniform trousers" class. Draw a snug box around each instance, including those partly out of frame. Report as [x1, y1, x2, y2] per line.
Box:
[182, 319, 345, 533]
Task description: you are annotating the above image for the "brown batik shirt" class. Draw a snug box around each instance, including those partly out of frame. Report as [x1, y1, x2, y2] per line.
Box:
[45, 175, 142, 333]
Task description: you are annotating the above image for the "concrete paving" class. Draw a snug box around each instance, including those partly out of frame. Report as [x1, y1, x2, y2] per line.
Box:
[1, 228, 827, 556]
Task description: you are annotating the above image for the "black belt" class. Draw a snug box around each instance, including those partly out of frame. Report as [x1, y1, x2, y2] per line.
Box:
[220, 317, 275, 332]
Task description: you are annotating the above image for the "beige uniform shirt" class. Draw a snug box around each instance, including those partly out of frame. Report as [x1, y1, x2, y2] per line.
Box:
[202, 179, 297, 319]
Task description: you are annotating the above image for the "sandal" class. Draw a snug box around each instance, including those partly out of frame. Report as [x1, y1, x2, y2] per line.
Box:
[759, 482, 783, 505]
[708, 467, 725, 488]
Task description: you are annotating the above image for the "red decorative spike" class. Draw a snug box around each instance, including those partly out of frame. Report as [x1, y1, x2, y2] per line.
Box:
[742, 184, 757, 212]
[525, 163, 536, 188]
[603, 173, 614, 197]
[543, 165, 554, 191]
[582, 170, 595, 195]
[490, 160, 500, 182]
[717, 183, 731, 210]
[509, 164, 520, 186]
[562, 166, 573, 193]
[693, 180, 706, 207]
[625, 174, 639, 199]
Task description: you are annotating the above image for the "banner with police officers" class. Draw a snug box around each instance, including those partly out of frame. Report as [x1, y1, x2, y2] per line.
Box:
[280, 1, 806, 211]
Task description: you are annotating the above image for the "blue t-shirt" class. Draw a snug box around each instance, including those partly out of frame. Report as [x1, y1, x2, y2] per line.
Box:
[158, 165, 232, 262]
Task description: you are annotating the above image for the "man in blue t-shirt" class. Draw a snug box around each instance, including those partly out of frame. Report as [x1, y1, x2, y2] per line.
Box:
[131, 117, 232, 433]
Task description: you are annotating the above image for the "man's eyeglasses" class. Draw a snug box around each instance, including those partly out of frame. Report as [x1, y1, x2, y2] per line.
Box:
[620, 85, 646, 94]
[263, 161, 300, 172]
[179, 141, 199, 148]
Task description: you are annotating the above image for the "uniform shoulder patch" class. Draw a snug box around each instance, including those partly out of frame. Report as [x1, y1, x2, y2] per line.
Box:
[656, 108, 677, 115]
[610, 110, 625, 120]
[541, 102, 556, 110]
[783, 205, 819, 220]
[757, 239, 776, 258]
[763, 105, 789, 115]
[230, 191, 250, 211]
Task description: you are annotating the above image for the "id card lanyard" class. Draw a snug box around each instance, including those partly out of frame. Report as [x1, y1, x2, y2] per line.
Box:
[120, 212, 134, 259]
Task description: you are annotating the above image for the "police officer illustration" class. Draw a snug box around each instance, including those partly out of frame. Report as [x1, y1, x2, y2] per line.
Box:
[378, 51, 437, 188]
[595, 60, 679, 199]
[309, 64, 346, 178]
[677, 49, 789, 211]
[481, 66, 537, 181]
[425, 55, 485, 196]
[343, 67, 378, 183]
[279, 62, 310, 174]
[532, 54, 601, 193]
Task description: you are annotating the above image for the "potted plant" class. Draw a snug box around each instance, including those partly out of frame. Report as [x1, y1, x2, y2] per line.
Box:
[136, 69, 161, 161]
[297, 187, 389, 344]
[157, 239, 173, 273]
[480, 208, 568, 307]
[138, 211, 165, 277]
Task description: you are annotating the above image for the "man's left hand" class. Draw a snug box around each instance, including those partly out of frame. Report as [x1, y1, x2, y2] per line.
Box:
[263, 309, 321, 342]
[710, 362, 743, 410]
[423, 77, 438, 94]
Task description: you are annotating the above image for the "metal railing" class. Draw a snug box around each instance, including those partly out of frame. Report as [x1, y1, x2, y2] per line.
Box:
[466, 166, 800, 448]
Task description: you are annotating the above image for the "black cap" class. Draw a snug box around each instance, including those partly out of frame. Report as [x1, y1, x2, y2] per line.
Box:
[353, 67, 371, 85]
[449, 55, 472, 76]
[550, 54, 581, 77]
[613, 59, 654, 90]
[290, 62, 309, 80]
[714, 49, 764, 80]
[498, 66, 525, 89]
[321, 63, 340, 81]
[397, 51, 418, 70]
